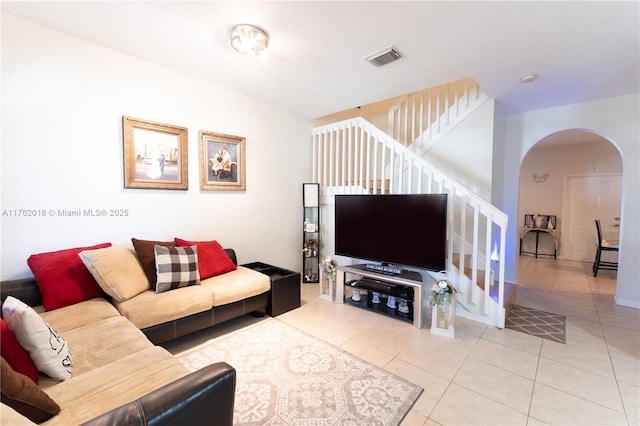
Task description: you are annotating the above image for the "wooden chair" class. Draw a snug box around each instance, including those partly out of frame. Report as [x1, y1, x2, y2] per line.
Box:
[593, 219, 619, 277]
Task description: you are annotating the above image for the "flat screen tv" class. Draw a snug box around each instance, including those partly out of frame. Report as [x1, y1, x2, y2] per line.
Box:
[334, 194, 448, 273]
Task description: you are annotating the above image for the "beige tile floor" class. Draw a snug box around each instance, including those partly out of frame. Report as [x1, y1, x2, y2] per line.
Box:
[165, 257, 639, 425]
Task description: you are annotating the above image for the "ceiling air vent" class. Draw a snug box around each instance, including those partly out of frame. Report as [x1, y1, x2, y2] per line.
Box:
[365, 46, 402, 67]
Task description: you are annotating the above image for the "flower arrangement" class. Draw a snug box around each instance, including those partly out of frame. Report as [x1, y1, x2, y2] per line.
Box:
[322, 257, 337, 281]
[429, 279, 454, 307]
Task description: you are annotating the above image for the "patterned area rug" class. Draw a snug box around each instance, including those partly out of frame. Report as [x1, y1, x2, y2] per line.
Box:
[505, 304, 566, 344]
[178, 319, 422, 425]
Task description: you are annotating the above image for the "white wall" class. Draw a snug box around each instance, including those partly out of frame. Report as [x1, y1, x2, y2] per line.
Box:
[0, 13, 312, 279]
[424, 99, 495, 200]
[491, 110, 507, 204]
[503, 94, 640, 308]
[519, 140, 622, 228]
[518, 140, 622, 257]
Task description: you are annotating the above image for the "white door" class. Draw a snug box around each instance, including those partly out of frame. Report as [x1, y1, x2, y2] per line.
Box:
[562, 174, 621, 262]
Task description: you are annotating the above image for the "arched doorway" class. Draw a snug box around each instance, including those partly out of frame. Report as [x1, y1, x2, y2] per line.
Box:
[518, 129, 622, 270]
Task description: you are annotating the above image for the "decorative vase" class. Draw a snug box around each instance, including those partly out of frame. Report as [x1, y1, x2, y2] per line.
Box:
[387, 296, 396, 309]
[352, 288, 361, 302]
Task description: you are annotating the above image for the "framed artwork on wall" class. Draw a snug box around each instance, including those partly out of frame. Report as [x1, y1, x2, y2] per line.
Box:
[122, 116, 188, 190]
[199, 130, 246, 191]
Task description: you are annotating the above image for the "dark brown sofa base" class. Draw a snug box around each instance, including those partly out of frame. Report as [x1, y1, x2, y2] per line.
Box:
[0, 278, 43, 307]
[0, 282, 268, 346]
[142, 292, 268, 344]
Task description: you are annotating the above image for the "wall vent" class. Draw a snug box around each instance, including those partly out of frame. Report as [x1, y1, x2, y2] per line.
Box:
[365, 46, 402, 67]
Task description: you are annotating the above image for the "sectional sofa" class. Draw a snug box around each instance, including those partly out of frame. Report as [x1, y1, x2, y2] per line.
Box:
[0, 239, 273, 425]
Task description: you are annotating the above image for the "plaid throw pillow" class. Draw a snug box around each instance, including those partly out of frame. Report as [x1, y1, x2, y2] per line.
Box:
[154, 245, 200, 293]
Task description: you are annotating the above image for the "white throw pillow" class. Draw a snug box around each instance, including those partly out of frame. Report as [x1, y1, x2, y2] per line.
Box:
[1, 296, 73, 380]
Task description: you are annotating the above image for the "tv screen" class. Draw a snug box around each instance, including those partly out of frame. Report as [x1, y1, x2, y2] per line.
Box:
[334, 194, 448, 272]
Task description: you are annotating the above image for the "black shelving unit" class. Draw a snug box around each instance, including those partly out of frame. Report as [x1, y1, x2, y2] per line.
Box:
[302, 183, 320, 283]
[345, 276, 416, 324]
[346, 292, 414, 324]
[338, 264, 425, 329]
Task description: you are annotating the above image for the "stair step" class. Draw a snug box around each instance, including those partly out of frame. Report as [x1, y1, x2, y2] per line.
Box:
[452, 253, 517, 311]
[352, 179, 390, 194]
[451, 253, 469, 267]
[451, 253, 487, 285]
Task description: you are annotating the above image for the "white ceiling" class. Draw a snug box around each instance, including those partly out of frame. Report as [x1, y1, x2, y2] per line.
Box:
[2, 1, 639, 121]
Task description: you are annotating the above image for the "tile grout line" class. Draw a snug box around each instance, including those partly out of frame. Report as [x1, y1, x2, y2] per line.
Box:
[586, 262, 632, 422]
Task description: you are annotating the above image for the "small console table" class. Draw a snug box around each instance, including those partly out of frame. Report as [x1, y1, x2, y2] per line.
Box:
[241, 262, 301, 317]
[336, 264, 424, 329]
[519, 228, 560, 259]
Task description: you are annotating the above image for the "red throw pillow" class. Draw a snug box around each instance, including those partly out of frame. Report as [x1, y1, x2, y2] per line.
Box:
[174, 238, 236, 279]
[27, 243, 111, 310]
[0, 319, 38, 384]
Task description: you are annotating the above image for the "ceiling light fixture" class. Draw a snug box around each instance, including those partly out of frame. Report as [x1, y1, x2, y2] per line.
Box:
[230, 24, 269, 59]
[520, 74, 537, 84]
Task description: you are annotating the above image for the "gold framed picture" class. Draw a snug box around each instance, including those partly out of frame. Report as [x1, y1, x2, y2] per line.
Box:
[122, 116, 188, 190]
[199, 130, 246, 191]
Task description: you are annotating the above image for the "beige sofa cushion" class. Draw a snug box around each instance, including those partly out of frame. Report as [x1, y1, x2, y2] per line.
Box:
[42, 346, 188, 425]
[39, 298, 121, 335]
[113, 285, 213, 329]
[200, 266, 270, 306]
[57, 316, 153, 377]
[78, 245, 150, 302]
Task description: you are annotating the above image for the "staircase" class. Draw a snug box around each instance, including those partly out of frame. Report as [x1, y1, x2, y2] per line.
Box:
[388, 77, 488, 155]
[312, 80, 512, 328]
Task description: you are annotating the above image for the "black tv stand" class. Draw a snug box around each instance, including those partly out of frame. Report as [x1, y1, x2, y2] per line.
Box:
[336, 264, 424, 328]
